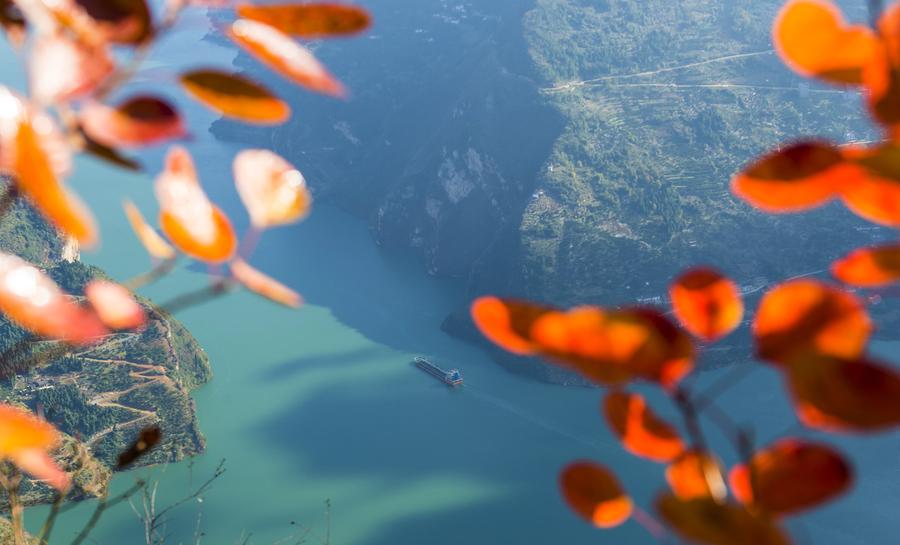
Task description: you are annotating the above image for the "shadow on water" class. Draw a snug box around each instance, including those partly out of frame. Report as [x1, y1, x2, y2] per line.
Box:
[260, 347, 392, 383]
[247, 360, 651, 545]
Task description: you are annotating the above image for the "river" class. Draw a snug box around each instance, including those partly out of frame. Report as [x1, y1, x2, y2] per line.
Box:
[4, 8, 900, 545]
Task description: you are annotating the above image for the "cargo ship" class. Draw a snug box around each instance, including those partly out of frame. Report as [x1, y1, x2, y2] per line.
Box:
[414, 356, 463, 387]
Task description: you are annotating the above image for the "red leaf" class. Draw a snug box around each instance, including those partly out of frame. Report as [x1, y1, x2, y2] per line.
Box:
[471, 298, 694, 387]
[80, 96, 186, 148]
[235, 3, 371, 38]
[670, 267, 743, 342]
[231, 259, 302, 308]
[0, 252, 107, 344]
[229, 19, 346, 97]
[85, 280, 146, 330]
[832, 244, 900, 287]
[14, 117, 98, 248]
[123, 200, 176, 261]
[559, 461, 632, 528]
[840, 143, 900, 226]
[656, 494, 790, 545]
[233, 149, 312, 228]
[155, 147, 237, 263]
[731, 141, 860, 212]
[729, 439, 852, 515]
[773, 0, 877, 85]
[470, 296, 548, 355]
[787, 355, 900, 432]
[753, 280, 871, 367]
[0, 404, 69, 492]
[603, 391, 684, 462]
[180, 70, 290, 125]
[665, 450, 727, 501]
[29, 35, 113, 103]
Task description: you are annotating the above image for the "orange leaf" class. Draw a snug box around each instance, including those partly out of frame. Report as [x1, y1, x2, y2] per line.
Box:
[0, 89, 72, 179]
[231, 259, 302, 308]
[28, 35, 113, 103]
[66, 0, 152, 45]
[670, 267, 743, 341]
[729, 439, 852, 515]
[229, 19, 346, 97]
[0, 0, 26, 48]
[753, 280, 871, 367]
[832, 244, 900, 287]
[773, 0, 877, 85]
[471, 298, 694, 387]
[603, 391, 684, 462]
[123, 200, 176, 261]
[787, 355, 900, 432]
[180, 70, 290, 125]
[235, 3, 371, 38]
[731, 141, 859, 212]
[85, 280, 146, 330]
[15, 118, 98, 248]
[0, 252, 107, 344]
[862, 5, 900, 132]
[82, 132, 141, 171]
[12, 448, 70, 492]
[532, 307, 695, 387]
[656, 495, 790, 545]
[80, 96, 186, 148]
[0, 404, 69, 492]
[665, 450, 727, 501]
[233, 149, 312, 228]
[155, 147, 237, 263]
[840, 143, 900, 226]
[470, 296, 548, 355]
[559, 461, 632, 528]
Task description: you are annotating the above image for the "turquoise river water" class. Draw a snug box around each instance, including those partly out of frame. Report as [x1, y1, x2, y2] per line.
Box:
[2, 10, 900, 545]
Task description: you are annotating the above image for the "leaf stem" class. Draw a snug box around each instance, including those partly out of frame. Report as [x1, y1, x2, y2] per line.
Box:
[158, 280, 235, 314]
[123, 257, 179, 291]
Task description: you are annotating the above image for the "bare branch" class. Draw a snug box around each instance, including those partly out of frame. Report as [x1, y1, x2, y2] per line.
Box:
[71, 480, 148, 545]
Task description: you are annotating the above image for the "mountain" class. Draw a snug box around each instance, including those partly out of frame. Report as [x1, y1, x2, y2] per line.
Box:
[0, 187, 212, 503]
[212, 0, 891, 381]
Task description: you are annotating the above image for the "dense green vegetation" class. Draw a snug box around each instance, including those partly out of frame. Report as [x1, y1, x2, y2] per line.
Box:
[0, 192, 212, 502]
[517, 0, 882, 308]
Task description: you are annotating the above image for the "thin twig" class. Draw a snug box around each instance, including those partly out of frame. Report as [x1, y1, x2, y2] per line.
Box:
[238, 227, 262, 260]
[692, 363, 756, 412]
[736, 427, 760, 509]
[123, 258, 179, 292]
[36, 491, 64, 545]
[0, 464, 25, 545]
[674, 386, 708, 451]
[158, 282, 234, 315]
[153, 459, 226, 523]
[71, 480, 147, 545]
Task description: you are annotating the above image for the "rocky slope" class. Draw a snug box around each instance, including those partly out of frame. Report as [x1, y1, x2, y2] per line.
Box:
[0, 192, 212, 502]
[213, 0, 892, 382]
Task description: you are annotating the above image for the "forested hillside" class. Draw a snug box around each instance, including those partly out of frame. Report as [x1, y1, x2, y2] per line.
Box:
[0, 189, 212, 503]
[213, 0, 892, 379]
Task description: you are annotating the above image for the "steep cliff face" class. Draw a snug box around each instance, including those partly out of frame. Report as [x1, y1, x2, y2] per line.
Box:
[0, 192, 212, 502]
[213, 0, 563, 278]
[214, 1, 889, 381]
